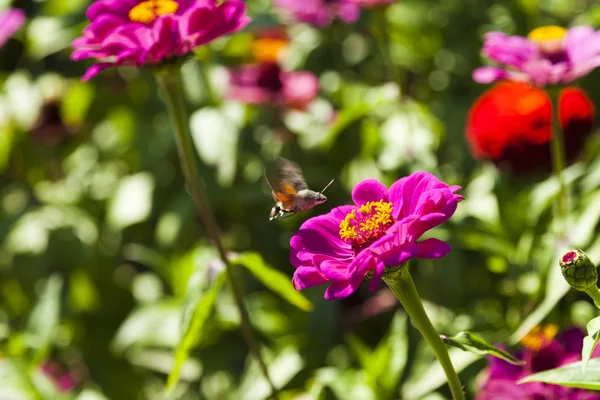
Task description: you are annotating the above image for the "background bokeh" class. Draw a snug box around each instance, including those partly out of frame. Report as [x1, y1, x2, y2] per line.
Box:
[3, 0, 600, 399]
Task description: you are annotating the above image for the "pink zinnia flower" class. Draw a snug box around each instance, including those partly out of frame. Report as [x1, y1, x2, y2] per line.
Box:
[227, 62, 319, 110]
[71, 0, 250, 81]
[473, 25, 600, 87]
[477, 326, 600, 400]
[290, 173, 463, 300]
[274, 0, 360, 28]
[0, 8, 25, 48]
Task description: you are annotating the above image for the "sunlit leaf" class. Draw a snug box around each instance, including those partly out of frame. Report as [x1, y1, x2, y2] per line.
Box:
[25, 275, 63, 363]
[232, 252, 313, 312]
[310, 367, 376, 400]
[165, 269, 226, 392]
[107, 172, 155, 230]
[519, 358, 600, 390]
[582, 316, 600, 374]
[0, 359, 37, 400]
[112, 300, 181, 352]
[237, 346, 304, 400]
[190, 104, 242, 187]
[442, 331, 524, 365]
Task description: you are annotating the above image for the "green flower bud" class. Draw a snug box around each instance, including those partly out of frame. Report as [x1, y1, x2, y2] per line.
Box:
[560, 249, 598, 291]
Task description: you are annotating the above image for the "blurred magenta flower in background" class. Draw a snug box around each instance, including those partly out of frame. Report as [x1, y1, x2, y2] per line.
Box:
[227, 62, 319, 110]
[71, 0, 250, 81]
[466, 81, 595, 173]
[41, 361, 78, 393]
[290, 173, 463, 300]
[477, 326, 600, 399]
[274, 0, 360, 28]
[473, 26, 600, 87]
[0, 8, 25, 48]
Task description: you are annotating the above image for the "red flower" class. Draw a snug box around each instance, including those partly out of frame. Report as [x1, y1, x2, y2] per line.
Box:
[466, 81, 595, 173]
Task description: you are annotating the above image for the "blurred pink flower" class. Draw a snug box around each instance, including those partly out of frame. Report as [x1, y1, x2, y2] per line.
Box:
[274, 0, 360, 27]
[41, 361, 78, 393]
[227, 62, 319, 110]
[473, 25, 600, 87]
[290, 173, 463, 300]
[0, 8, 25, 47]
[477, 326, 600, 400]
[71, 0, 250, 81]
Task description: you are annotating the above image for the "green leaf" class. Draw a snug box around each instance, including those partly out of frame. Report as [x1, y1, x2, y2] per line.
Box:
[582, 316, 600, 374]
[519, 358, 600, 390]
[442, 331, 524, 365]
[310, 368, 376, 400]
[112, 300, 181, 352]
[0, 359, 37, 400]
[236, 346, 304, 400]
[25, 275, 63, 363]
[347, 312, 408, 398]
[165, 269, 226, 392]
[232, 252, 313, 312]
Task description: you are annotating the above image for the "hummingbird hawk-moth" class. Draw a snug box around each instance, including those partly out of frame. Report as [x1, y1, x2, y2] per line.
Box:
[264, 158, 333, 220]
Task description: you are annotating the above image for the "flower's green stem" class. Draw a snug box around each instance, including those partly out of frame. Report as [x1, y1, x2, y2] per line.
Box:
[383, 266, 465, 400]
[155, 71, 278, 399]
[585, 286, 600, 309]
[549, 89, 569, 241]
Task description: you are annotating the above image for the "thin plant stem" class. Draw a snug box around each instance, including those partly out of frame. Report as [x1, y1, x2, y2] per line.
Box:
[549, 89, 569, 242]
[155, 70, 279, 399]
[375, 6, 394, 82]
[383, 266, 465, 400]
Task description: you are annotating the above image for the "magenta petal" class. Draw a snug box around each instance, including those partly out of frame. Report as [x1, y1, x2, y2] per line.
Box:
[292, 266, 327, 290]
[81, 63, 113, 81]
[368, 260, 386, 292]
[0, 9, 25, 48]
[389, 172, 449, 219]
[415, 238, 451, 258]
[318, 258, 353, 281]
[351, 178, 389, 206]
[324, 279, 361, 300]
[371, 240, 419, 267]
[281, 71, 319, 108]
[473, 66, 508, 84]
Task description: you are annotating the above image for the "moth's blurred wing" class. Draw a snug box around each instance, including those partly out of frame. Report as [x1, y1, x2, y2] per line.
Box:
[276, 158, 308, 192]
[273, 191, 297, 211]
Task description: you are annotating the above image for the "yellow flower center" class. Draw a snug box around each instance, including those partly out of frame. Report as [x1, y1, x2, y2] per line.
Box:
[521, 324, 558, 352]
[339, 201, 394, 250]
[252, 37, 288, 63]
[129, 0, 179, 24]
[527, 26, 567, 54]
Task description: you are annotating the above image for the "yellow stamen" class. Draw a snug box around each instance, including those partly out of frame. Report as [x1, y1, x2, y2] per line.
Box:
[339, 201, 394, 248]
[129, 0, 179, 24]
[527, 26, 567, 54]
[251, 37, 288, 63]
[521, 324, 558, 351]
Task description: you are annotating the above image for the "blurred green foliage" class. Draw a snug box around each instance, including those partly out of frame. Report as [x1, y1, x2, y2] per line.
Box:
[2, 0, 600, 398]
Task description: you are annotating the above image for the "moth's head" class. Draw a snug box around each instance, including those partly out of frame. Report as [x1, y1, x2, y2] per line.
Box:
[313, 192, 327, 205]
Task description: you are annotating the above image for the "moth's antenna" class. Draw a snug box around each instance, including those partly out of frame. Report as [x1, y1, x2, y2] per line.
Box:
[320, 179, 335, 194]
